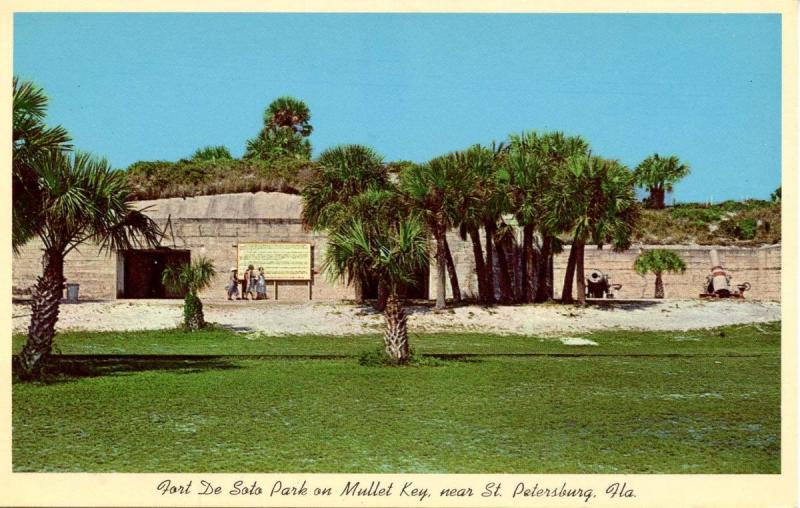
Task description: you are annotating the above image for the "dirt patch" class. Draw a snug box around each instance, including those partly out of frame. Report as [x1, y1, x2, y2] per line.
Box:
[12, 299, 781, 336]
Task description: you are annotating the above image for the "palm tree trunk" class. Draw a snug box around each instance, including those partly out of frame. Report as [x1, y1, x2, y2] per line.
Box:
[575, 240, 587, 305]
[375, 279, 389, 311]
[19, 248, 65, 376]
[522, 225, 535, 303]
[561, 241, 578, 303]
[184, 293, 205, 330]
[383, 293, 410, 365]
[650, 185, 666, 209]
[535, 235, 553, 302]
[519, 226, 528, 302]
[483, 220, 496, 304]
[467, 225, 489, 304]
[443, 236, 461, 304]
[354, 274, 365, 304]
[654, 273, 665, 298]
[434, 226, 447, 310]
[493, 235, 514, 304]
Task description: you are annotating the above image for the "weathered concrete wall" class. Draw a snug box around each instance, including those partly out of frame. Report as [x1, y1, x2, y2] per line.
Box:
[12, 192, 354, 302]
[13, 192, 780, 302]
[553, 244, 780, 301]
[12, 240, 118, 300]
[438, 232, 781, 301]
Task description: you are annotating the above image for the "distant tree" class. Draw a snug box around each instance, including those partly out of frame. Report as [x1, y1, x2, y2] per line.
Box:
[191, 145, 233, 161]
[633, 154, 690, 209]
[16, 151, 162, 377]
[245, 96, 313, 161]
[634, 249, 687, 298]
[325, 218, 429, 364]
[771, 186, 781, 203]
[161, 257, 217, 330]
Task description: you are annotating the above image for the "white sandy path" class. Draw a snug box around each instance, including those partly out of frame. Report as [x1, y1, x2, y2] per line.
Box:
[11, 299, 781, 336]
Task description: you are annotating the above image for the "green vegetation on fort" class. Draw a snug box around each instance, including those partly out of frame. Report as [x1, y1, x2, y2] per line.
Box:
[635, 199, 781, 246]
[12, 323, 780, 473]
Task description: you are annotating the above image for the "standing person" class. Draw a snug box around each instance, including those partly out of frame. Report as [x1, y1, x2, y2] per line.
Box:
[248, 265, 258, 300]
[256, 267, 267, 300]
[240, 265, 250, 300]
[226, 268, 239, 300]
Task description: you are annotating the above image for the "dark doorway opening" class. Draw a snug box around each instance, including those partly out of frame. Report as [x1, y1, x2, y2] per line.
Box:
[120, 249, 190, 299]
[362, 263, 429, 300]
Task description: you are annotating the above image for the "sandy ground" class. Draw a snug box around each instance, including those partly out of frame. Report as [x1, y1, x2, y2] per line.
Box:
[11, 298, 781, 336]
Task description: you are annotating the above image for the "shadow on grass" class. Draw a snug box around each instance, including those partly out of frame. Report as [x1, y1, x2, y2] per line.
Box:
[12, 356, 243, 384]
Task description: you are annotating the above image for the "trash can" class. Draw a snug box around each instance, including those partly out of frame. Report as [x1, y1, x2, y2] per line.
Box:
[65, 283, 80, 303]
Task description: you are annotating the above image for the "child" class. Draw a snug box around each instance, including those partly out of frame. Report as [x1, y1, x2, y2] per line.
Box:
[226, 268, 239, 300]
[256, 267, 267, 300]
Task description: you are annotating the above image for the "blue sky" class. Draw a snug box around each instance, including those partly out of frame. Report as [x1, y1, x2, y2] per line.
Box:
[14, 13, 781, 202]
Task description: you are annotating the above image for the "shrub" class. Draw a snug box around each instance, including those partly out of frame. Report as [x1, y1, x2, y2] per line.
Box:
[669, 207, 723, 223]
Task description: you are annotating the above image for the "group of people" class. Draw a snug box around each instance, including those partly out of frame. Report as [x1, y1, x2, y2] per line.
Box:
[226, 265, 268, 300]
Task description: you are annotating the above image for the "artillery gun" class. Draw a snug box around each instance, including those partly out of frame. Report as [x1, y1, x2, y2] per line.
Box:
[585, 269, 622, 299]
[699, 249, 751, 298]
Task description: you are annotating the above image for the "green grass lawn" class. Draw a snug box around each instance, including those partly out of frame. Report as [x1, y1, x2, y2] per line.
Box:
[12, 322, 780, 473]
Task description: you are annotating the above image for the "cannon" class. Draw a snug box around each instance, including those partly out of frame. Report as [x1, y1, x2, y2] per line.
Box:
[585, 269, 622, 298]
[699, 249, 750, 298]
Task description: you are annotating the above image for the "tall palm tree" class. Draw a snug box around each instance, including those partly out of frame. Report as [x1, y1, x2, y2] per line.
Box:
[400, 156, 476, 309]
[548, 155, 638, 304]
[505, 131, 590, 302]
[16, 151, 162, 376]
[245, 96, 313, 160]
[13, 77, 72, 251]
[161, 257, 217, 330]
[633, 153, 690, 209]
[453, 145, 496, 304]
[301, 145, 391, 303]
[325, 218, 429, 364]
[634, 250, 686, 298]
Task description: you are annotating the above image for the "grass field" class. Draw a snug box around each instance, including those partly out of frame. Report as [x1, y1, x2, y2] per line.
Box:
[12, 322, 781, 473]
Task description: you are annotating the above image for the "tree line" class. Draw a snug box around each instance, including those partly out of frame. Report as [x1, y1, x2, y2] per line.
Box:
[302, 136, 689, 310]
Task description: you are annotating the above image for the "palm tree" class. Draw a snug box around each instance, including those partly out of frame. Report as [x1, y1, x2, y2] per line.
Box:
[505, 131, 590, 303]
[16, 151, 161, 376]
[453, 145, 496, 304]
[325, 218, 429, 364]
[634, 249, 686, 298]
[161, 257, 217, 330]
[548, 155, 638, 305]
[400, 156, 476, 309]
[245, 96, 313, 160]
[13, 77, 72, 251]
[301, 145, 391, 303]
[633, 154, 690, 209]
[191, 145, 233, 161]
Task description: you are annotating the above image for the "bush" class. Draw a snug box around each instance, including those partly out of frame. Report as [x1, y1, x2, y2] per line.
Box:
[718, 217, 758, 240]
[669, 206, 723, 223]
[737, 218, 758, 240]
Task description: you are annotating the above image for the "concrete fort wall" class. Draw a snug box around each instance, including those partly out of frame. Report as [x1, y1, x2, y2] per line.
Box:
[12, 192, 354, 302]
[436, 232, 781, 301]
